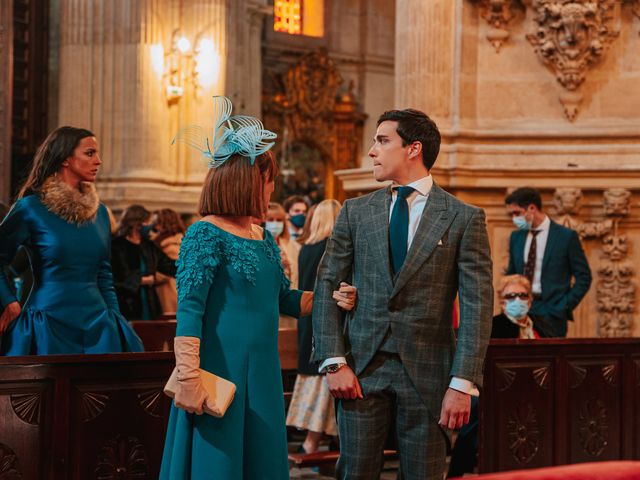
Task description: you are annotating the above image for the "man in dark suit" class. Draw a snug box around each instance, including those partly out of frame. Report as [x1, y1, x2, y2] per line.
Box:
[312, 108, 493, 479]
[505, 187, 592, 337]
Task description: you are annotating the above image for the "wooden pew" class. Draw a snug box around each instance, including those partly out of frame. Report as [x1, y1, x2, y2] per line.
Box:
[0, 352, 174, 480]
[479, 338, 640, 473]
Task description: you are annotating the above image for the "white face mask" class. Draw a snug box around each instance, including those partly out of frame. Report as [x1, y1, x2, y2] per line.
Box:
[265, 221, 284, 237]
[512, 214, 531, 231]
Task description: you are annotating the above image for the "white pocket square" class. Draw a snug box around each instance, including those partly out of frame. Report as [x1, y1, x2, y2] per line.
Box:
[437, 239, 444, 246]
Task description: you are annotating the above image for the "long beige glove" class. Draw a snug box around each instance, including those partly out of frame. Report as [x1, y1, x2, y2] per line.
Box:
[173, 336, 208, 415]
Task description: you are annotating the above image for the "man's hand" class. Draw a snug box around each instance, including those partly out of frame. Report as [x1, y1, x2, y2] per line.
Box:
[438, 388, 471, 430]
[326, 365, 363, 400]
[332, 282, 357, 311]
[0, 301, 21, 333]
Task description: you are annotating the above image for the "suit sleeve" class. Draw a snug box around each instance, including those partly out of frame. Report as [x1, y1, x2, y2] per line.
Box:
[563, 230, 592, 312]
[311, 200, 354, 362]
[451, 209, 494, 387]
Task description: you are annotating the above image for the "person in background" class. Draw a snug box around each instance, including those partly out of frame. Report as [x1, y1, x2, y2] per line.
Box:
[0, 126, 143, 354]
[111, 205, 177, 320]
[151, 208, 186, 315]
[505, 187, 591, 337]
[447, 274, 545, 478]
[266, 201, 300, 289]
[283, 195, 309, 241]
[286, 199, 352, 454]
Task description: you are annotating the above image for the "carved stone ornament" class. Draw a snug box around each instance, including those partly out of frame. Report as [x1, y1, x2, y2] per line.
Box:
[578, 398, 609, 457]
[476, 0, 520, 51]
[526, 0, 620, 121]
[95, 435, 148, 480]
[0, 443, 21, 479]
[507, 403, 541, 464]
[551, 187, 634, 336]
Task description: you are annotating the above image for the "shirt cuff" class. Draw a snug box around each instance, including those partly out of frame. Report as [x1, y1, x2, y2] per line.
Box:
[449, 377, 479, 397]
[318, 356, 347, 373]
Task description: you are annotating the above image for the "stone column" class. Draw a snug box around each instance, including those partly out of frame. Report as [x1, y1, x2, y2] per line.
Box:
[0, 0, 12, 203]
[56, 0, 230, 212]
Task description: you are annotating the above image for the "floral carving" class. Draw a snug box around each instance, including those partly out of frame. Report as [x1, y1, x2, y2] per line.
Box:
[476, 0, 521, 51]
[507, 403, 540, 464]
[10, 393, 41, 425]
[81, 392, 109, 422]
[578, 398, 609, 457]
[0, 443, 21, 479]
[497, 365, 517, 391]
[138, 389, 164, 418]
[569, 363, 587, 388]
[95, 435, 148, 480]
[551, 187, 634, 336]
[532, 366, 551, 389]
[526, 0, 620, 121]
[601, 364, 618, 385]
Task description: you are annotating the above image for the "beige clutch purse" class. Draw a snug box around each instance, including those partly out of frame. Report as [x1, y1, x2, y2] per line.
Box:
[164, 367, 236, 417]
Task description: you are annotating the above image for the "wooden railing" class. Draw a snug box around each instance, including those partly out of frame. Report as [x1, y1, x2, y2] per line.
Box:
[479, 338, 640, 473]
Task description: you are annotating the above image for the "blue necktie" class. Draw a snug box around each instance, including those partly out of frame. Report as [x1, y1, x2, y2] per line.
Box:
[389, 186, 414, 274]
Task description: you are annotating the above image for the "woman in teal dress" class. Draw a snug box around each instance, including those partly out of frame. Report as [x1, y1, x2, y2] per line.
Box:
[160, 97, 353, 479]
[0, 126, 143, 354]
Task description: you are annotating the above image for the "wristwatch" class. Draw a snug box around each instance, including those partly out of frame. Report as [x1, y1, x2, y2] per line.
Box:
[323, 362, 347, 374]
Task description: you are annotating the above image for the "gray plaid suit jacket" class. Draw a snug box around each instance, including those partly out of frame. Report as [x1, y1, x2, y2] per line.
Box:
[312, 183, 493, 415]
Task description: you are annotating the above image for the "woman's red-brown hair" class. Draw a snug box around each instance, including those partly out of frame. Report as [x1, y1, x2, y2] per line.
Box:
[198, 150, 278, 218]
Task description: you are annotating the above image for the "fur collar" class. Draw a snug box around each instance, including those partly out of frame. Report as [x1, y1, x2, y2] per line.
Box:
[40, 176, 100, 224]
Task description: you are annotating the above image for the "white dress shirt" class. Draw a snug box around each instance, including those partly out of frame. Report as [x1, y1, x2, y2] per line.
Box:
[319, 175, 478, 396]
[524, 215, 550, 295]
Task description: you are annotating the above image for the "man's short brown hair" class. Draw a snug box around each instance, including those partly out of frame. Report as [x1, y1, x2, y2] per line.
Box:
[198, 151, 278, 218]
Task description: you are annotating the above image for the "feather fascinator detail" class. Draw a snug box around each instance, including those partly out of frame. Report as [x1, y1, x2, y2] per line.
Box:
[172, 96, 277, 168]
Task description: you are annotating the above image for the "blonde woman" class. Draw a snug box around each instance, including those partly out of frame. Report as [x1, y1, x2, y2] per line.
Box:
[286, 199, 352, 453]
[266, 202, 300, 289]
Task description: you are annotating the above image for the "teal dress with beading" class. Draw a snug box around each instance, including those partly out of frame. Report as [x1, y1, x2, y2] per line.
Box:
[160, 221, 302, 480]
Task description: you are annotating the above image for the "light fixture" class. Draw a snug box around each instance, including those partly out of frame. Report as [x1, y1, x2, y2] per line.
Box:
[161, 29, 220, 105]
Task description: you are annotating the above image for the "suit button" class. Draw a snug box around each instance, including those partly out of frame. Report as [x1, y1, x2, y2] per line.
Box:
[388, 302, 397, 312]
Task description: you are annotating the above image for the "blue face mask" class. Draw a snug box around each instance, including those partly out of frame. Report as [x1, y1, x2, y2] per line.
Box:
[265, 221, 284, 238]
[512, 215, 531, 231]
[290, 213, 306, 229]
[505, 298, 529, 320]
[140, 223, 156, 239]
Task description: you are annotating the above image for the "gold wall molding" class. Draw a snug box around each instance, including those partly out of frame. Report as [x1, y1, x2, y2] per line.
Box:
[263, 49, 366, 200]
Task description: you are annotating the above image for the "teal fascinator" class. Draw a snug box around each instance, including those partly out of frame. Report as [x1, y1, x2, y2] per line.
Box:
[172, 96, 277, 168]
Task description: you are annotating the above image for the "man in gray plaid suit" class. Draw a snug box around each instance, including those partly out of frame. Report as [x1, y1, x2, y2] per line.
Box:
[312, 108, 493, 479]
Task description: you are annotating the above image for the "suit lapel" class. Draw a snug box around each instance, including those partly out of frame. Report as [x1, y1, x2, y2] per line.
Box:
[366, 186, 394, 292]
[391, 184, 454, 299]
[542, 220, 560, 271]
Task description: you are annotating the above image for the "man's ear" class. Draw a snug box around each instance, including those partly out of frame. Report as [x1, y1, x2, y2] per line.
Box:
[408, 141, 423, 160]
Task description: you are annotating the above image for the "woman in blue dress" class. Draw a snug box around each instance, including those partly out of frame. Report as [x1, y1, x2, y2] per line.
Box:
[0, 126, 143, 354]
[160, 97, 354, 479]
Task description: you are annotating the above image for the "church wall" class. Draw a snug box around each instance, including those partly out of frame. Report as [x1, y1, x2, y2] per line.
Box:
[339, 0, 640, 338]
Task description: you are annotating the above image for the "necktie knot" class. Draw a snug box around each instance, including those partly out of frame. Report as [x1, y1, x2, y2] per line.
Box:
[396, 186, 414, 200]
[531, 229, 541, 237]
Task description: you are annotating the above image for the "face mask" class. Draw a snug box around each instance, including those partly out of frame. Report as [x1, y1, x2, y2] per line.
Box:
[505, 298, 529, 320]
[265, 221, 284, 238]
[512, 215, 531, 231]
[290, 213, 306, 229]
[140, 223, 156, 239]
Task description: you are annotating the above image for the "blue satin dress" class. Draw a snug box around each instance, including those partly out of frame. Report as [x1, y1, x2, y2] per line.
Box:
[160, 221, 301, 480]
[0, 194, 144, 355]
